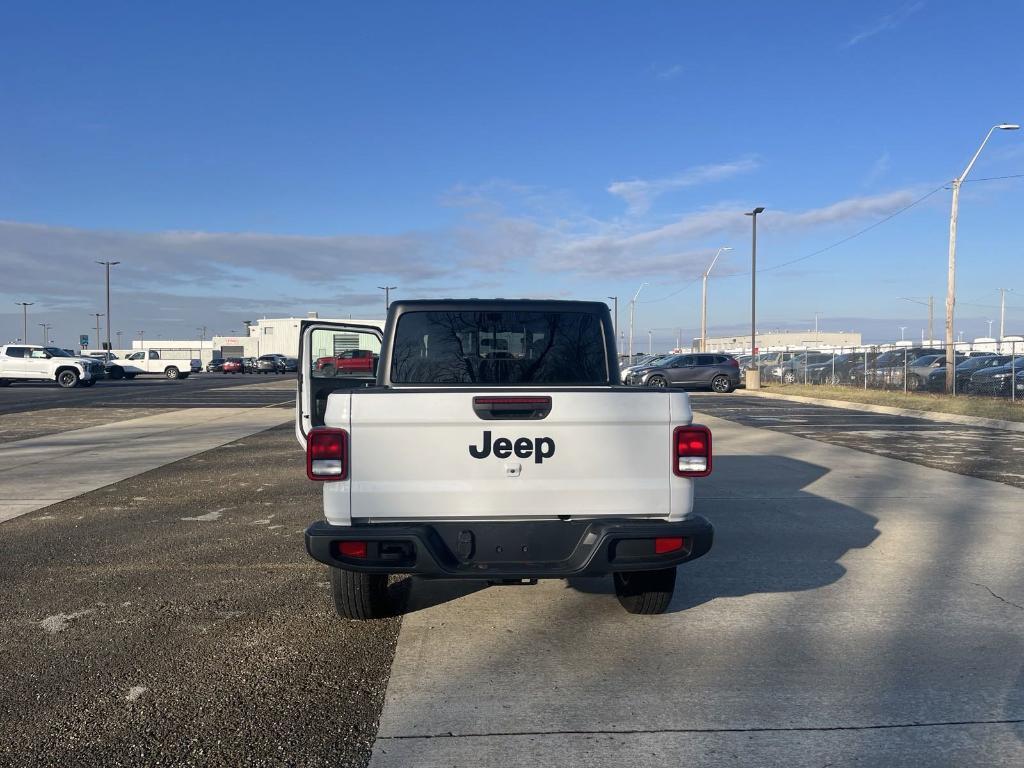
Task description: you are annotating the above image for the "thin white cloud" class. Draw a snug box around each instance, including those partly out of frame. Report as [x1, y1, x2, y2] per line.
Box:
[842, 2, 925, 49]
[864, 150, 891, 186]
[544, 189, 921, 275]
[608, 158, 760, 215]
[655, 64, 683, 80]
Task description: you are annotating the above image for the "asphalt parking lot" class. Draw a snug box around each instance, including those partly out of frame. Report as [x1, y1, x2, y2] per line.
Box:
[0, 372, 296, 415]
[3, 386, 1024, 766]
[0, 424, 399, 768]
[690, 392, 1024, 489]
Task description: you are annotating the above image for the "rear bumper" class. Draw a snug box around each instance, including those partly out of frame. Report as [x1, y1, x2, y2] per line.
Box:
[305, 516, 713, 579]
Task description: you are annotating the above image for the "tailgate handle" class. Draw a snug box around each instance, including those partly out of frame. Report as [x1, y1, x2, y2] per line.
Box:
[473, 396, 552, 421]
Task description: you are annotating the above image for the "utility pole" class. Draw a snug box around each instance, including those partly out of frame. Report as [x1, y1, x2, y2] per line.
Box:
[606, 296, 619, 354]
[197, 326, 207, 343]
[700, 246, 732, 352]
[745, 207, 765, 388]
[96, 261, 120, 350]
[945, 123, 1020, 392]
[999, 288, 1011, 341]
[39, 323, 51, 345]
[15, 302, 34, 343]
[378, 286, 397, 313]
[92, 313, 104, 350]
[628, 282, 648, 360]
[898, 296, 935, 344]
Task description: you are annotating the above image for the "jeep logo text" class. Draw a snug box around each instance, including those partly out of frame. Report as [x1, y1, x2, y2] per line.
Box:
[469, 431, 555, 464]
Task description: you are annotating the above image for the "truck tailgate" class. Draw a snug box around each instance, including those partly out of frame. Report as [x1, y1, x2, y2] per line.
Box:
[329, 390, 692, 521]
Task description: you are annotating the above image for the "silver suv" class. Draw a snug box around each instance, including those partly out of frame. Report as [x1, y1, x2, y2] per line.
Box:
[625, 353, 740, 393]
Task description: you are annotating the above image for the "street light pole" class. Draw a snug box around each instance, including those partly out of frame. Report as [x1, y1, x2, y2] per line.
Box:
[944, 123, 1020, 392]
[648, 329, 653, 355]
[700, 246, 732, 352]
[92, 313, 104, 350]
[378, 286, 397, 313]
[606, 296, 619, 354]
[96, 261, 120, 350]
[116, 331, 123, 348]
[15, 302, 34, 343]
[744, 207, 765, 387]
[628, 282, 648, 361]
[39, 323, 51, 345]
[899, 326, 907, 341]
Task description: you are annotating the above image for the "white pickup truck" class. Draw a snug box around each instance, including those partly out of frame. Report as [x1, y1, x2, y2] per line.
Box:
[0, 344, 106, 388]
[119, 350, 201, 379]
[297, 300, 714, 618]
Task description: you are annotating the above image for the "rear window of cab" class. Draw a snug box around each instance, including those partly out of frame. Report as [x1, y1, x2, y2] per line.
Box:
[389, 310, 609, 385]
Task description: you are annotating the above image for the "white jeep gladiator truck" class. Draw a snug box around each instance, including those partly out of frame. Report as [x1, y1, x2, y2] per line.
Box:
[296, 299, 714, 618]
[0, 344, 106, 388]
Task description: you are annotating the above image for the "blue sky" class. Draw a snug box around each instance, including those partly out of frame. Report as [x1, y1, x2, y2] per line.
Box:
[2, 0, 1023, 348]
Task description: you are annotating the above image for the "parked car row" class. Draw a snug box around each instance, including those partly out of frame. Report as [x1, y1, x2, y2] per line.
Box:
[208, 354, 297, 374]
[754, 347, 1023, 397]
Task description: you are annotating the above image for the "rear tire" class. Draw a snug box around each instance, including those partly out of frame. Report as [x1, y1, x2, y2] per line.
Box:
[57, 369, 80, 388]
[165, 366, 180, 380]
[647, 375, 667, 388]
[613, 568, 676, 614]
[711, 375, 733, 393]
[782, 371, 796, 384]
[330, 568, 397, 620]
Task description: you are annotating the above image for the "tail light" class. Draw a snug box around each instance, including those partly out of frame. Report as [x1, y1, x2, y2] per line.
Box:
[727, 358, 739, 367]
[307, 428, 348, 481]
[674, 425, 712, 477]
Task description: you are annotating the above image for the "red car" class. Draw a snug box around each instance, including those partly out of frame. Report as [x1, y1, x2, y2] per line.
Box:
[314, 349, 377, 376]
[222, 358, 245, 373]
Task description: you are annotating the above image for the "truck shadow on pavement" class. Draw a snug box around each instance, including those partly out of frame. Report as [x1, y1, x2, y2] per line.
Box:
[568, 454, 881, 613]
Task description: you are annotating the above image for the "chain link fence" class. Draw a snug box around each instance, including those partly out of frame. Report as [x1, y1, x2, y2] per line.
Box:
[740, 341, 1022, 402]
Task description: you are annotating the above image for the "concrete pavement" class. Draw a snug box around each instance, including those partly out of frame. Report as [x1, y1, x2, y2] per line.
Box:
[370, 412, 1024, 767]
[0, 405, 292, 522]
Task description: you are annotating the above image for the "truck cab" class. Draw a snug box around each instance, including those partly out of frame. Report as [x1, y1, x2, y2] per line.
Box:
[296, 300, 714, 618]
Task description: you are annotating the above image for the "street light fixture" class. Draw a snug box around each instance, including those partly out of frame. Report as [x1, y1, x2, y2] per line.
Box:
[15, 302, 34, 343]
[96, 261, 120, 350]
[744, 207, 765, 388]
[628, 282, 648, 360]
[92, 313, 104, 350]
[378, 286, 397, 313]
[944, 123, 1020, 392]
[700, 247, 732, 352]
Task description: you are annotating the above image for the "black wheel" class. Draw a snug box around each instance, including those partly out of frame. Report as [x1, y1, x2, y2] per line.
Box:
[711, 375, 733, 393]
[57, 369, 80, 388]
[108, 367, 124, 380]
[613, 568, 676, 614]
[165, 366, 180, 380]
[330, 567, 397, 620]
[907, 373, 922, 391]
[647, 375, 667, 389]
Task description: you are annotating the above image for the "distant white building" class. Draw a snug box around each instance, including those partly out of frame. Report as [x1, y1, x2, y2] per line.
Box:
[211, 315, 384, 363]
[701, 330, 863, 354]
